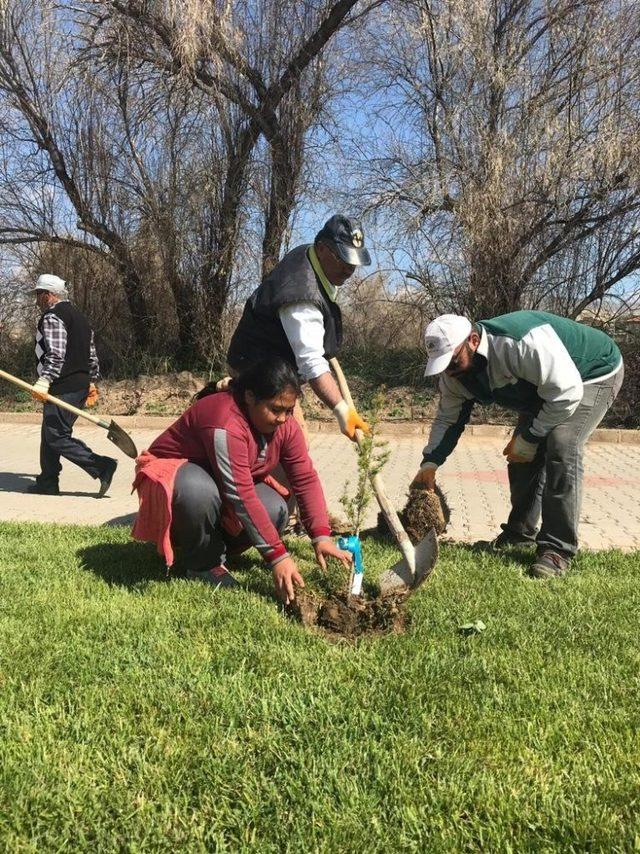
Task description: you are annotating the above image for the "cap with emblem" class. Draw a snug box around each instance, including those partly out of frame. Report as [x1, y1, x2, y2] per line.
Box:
[31, 274, 68, 297]
[423, 314, 472, 376]
[315, 214, 371, 266]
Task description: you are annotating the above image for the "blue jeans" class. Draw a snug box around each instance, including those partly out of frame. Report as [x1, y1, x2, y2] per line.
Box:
[502, 366, 624, 557]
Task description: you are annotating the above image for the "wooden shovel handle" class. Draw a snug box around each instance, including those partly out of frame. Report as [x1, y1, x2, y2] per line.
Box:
[329, 357, 416, 575]
[0, 368, 109, 428]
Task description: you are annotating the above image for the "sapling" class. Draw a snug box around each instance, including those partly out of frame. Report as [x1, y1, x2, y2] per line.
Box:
[339, 389, 390, 536]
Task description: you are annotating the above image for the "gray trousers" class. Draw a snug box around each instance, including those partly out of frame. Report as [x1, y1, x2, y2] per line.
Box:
[170, 462, 289, 573]
[38, 389, 109, 488]
[503, 366, 624, 557]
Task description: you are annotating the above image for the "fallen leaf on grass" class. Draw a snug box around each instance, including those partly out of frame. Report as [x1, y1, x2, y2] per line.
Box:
[458, 620, 486, 635]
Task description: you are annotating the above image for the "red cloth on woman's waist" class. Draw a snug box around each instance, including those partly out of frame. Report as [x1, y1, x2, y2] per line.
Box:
[131, 451, 186, 567]
[131, 453, 290, 566]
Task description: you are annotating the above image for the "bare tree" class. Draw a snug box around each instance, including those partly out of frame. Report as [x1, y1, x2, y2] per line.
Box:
[89, 0, 374, 330]
[358, 0, 640, 319]
[0, 1, 157, 347]
[0, 0, 381, 366]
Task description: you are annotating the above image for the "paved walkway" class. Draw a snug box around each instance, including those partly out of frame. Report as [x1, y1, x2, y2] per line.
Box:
[1, 421, 639, 550]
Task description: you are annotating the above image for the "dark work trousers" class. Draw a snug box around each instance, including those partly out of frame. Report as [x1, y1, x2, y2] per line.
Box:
[170, 461, 289, 573]
[38, 389, 109, 489]
[502, 365, 624, 557]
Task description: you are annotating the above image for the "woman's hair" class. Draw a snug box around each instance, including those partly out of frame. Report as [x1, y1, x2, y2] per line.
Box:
[193, 381, 217, 402]
[194, 357, 301, 403]
[234, 357, 302, 401]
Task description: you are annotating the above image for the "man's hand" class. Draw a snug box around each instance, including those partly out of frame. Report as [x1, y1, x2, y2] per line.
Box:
[31, 377, 50, 402]
[216, 376, 233, 391]
[86, 383, 99, 407]
[503, 434, 537, 463]
[272, 556, 305, 605]
[313, 539, 353, 572]
[411, 464, 437, 491]
[333, 400, 371, 441]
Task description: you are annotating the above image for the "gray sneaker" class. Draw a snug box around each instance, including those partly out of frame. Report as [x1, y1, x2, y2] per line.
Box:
[530, 550, 570, 579]
[186, 566, 240, 589]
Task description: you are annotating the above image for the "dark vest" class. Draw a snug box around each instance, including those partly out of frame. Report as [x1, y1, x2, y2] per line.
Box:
[36, 301, 92, 394]
[227, 244, 343, 373]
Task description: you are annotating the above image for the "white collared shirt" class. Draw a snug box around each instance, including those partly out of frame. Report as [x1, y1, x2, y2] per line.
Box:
[278, 302, 329, 381]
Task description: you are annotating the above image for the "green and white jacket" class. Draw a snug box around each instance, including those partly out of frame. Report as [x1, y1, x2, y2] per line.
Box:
[422, 311, 622, 467]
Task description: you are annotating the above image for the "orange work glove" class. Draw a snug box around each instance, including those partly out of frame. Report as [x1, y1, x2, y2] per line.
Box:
[411, 464, 437, 491]
[333, 400, 371, 441]
[86, 383, 99, 407]
[503, 433, 537, 463]
[31, 377, 50, 402]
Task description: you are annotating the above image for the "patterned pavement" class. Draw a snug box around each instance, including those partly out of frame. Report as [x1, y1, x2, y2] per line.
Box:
[0, 422, 638, 551]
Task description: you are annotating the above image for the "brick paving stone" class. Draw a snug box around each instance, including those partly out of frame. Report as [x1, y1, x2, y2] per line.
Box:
[0, 422, 638, 551]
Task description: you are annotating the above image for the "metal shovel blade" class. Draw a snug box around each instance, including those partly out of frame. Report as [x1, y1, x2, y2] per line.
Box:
[106, 420, 138, 459]
[379, 528, 439, 596]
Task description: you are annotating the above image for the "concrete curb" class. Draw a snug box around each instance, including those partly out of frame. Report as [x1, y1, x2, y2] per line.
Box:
[1, 411, 638, 444]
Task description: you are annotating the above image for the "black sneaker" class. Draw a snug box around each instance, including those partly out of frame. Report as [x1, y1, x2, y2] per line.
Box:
[27, 481, 60, 496]
[489, 530, 537, 550]
[97, 458, 118, 498]
[186, 566, 240, 589]
[530, 550, 570, 579]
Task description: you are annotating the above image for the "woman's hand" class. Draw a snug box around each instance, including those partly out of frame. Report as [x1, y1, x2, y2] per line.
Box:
[272, 556, 305, 605]
[314, 539, 353, 572]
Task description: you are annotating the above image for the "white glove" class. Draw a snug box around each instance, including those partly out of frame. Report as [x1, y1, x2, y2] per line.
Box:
[503, 433, 538, 463]
[31, 377, 50, 401]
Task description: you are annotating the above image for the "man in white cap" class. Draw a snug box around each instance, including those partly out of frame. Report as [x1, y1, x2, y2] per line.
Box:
[412, 311, 624, 578]
[29, 274, 117, 497]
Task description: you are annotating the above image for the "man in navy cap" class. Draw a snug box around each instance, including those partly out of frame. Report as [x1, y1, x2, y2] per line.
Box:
[226, 214, 371, 440]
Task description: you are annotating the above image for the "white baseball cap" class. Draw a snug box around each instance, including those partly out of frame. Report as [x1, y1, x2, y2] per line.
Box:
[32, 274, 68, 296]
[423, 314, 472, 376]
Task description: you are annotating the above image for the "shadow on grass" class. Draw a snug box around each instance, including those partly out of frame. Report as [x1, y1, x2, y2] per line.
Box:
[439, 539, 538, 576]
[361, 526, 539, 576]
[104, 513, 137, 527]
[76, 541, 167, 588]
[76, 539, 281, 602]
[358, 525, 395, 546]
[226, 552, 276, 599]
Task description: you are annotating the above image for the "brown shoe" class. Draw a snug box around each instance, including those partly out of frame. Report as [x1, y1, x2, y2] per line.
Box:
[530, 550, 570, 578]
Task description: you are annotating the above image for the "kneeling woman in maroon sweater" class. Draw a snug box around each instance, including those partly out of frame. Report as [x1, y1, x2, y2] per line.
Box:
[132, 357, 350, 603]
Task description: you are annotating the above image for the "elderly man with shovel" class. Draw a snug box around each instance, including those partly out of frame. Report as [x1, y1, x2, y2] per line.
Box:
[25, 274, 118, 497]
[413, 311, 623, 578]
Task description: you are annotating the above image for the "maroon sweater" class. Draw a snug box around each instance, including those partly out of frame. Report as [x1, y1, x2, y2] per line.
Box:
[148, 391, 330, 565]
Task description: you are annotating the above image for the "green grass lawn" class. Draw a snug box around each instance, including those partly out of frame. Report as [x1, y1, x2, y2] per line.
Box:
[0, 521, 639, 851]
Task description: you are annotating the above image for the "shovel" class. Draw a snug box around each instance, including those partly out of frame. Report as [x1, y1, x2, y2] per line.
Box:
[0, 368, 138, 459]
[329, 357, 438, 595]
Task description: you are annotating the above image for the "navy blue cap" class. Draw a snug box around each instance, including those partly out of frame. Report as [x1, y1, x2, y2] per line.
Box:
[315, 215, 371, 266]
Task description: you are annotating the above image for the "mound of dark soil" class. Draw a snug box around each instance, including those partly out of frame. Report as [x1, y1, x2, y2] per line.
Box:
[378, 485, 450, 543]
[288, 589, 408, 639]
